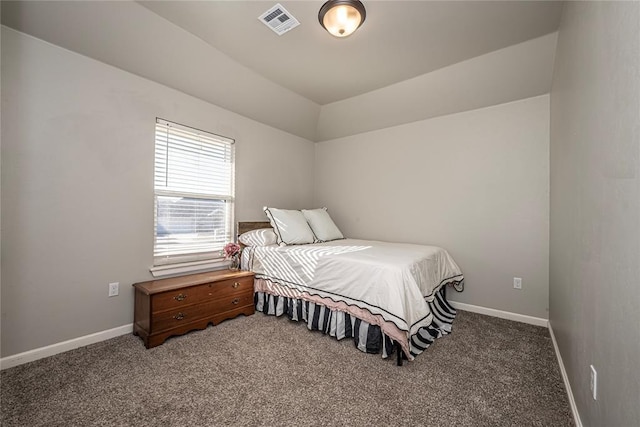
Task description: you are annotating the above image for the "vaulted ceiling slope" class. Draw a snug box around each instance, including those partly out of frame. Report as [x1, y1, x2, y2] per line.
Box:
[1, 1, 562, 141]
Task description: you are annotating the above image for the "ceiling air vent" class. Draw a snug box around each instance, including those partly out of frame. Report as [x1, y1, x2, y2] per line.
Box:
[258, 3, 300, 36]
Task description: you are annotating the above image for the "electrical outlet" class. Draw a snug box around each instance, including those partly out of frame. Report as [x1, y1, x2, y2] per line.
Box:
[108, 282, 119, 297]
[513, 277, 522, 289]
[590, 365, 597, 400]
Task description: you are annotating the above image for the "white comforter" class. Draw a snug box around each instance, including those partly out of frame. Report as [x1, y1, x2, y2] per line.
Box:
[243, 239, 463, 337]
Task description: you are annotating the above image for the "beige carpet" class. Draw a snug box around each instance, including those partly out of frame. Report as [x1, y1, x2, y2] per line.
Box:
[0, 310, 573, 426]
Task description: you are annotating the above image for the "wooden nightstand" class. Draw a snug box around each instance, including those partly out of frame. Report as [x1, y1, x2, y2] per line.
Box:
[132, 269, 255, 348]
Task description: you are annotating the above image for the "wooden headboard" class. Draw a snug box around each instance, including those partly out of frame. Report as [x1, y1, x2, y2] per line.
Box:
[237, 221, 271, 239]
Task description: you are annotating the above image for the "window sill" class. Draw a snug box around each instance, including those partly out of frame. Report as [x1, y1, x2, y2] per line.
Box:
[149, 258, 231, 278]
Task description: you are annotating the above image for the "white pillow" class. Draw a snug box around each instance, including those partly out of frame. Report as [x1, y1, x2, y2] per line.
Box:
[302, 208, 344, 242]
[263, 207, 316, 246]
[239, 228, 278, 247]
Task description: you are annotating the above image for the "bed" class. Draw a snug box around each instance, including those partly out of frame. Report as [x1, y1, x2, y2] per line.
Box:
[238, 215, 464, 365]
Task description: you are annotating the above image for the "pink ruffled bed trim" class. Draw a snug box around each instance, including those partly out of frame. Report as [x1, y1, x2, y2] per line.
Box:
[253, 277, 413, 359]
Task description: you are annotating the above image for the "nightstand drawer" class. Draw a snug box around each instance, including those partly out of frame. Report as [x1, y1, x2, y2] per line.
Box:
[152, 291, 254, 332]
[152, 276, 253, 313]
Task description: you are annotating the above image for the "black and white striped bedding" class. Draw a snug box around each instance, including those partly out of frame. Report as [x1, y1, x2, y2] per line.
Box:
[254, 283, 458, 359]
[242, 238, 464, 360]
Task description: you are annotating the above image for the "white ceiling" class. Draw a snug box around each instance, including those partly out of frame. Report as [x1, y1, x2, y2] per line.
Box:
[138, 1, 563, 105]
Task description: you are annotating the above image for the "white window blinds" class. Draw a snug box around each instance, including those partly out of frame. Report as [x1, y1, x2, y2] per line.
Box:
[154, 119, 235, 266]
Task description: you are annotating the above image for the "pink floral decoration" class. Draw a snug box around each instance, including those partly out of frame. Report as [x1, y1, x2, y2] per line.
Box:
[222, 242, 241, 259]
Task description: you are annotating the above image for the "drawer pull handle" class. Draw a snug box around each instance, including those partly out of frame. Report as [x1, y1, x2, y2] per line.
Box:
[174, 293, 187, 301]
[232, 282, 240, 289]
[232, 298, 240, 305]
[174, 312, 185, 320]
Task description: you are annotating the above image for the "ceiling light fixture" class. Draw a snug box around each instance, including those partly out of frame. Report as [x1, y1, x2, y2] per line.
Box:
[318, 0, 366, 38]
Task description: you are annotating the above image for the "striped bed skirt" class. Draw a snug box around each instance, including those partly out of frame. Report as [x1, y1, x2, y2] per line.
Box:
[254, 285, 457, 360]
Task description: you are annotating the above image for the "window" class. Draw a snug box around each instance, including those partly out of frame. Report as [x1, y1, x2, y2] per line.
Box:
[153, 119, 235, 267]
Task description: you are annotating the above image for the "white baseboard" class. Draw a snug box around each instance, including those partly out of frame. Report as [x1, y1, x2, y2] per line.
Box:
[449, 301, 549, 327]
[548, 323, 583, 427]
[0, 323, 133, 370]
[451, 301, 582, 426]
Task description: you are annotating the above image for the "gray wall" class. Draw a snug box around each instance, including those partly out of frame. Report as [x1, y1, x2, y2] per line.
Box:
[0, 27, 315, 357]
[317, 33, 557, 141]
[316, 95, 550, 319]
[549, 2, 640, 426]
